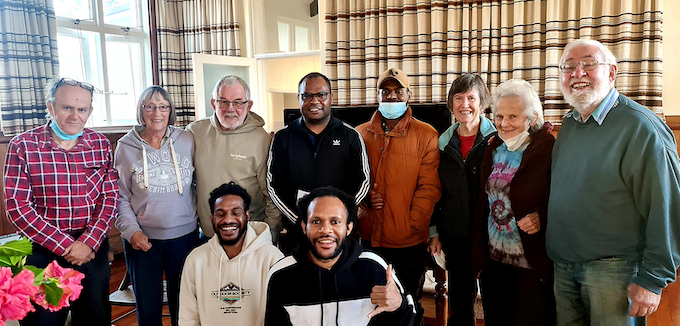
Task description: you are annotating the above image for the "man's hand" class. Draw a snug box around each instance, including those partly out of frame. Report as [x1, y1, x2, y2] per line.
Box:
[517, 212, 541, 234]
[367, 183, 384, 210]
[130, 231, 153, 252]
[427, 236, 442, 255]
[628, 283, 661, 317]
[369, 264, 403, 318]
[63, 241, 94, 266]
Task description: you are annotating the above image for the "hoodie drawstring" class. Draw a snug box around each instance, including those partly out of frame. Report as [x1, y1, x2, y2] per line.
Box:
[334, 275, 340, 326]
[316, 271, 340, 326]
[218, 253, 224, 302]
[169, 139, 183, 195]
[217, 249, 244, 303]
[318, 269, 324, 326]
[142, 145, 149, 189]
[140, 136, 183, 195]
[238, 256, 243, 302]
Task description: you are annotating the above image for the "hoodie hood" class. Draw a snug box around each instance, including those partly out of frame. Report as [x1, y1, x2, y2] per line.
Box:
[118, 125, 184, 149]
[290, 237, 364, 325]
[438, 115, 496, 151]
[207, 221, 274, 260]
[210, 111, 266, 135]
[209, 221, 275, 306]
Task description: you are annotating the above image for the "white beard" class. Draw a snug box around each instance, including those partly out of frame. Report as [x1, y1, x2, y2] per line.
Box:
[560, 78, 612, 118]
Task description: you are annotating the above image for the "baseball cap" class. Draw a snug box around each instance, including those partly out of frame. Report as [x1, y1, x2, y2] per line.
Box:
[377, 68, 410, 90]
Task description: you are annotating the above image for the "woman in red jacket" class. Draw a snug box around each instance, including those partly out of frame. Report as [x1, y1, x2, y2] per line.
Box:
[473, 79, 556, 325]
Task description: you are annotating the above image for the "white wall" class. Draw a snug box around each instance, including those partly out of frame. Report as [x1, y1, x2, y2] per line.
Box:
[663, 1, 680, 115]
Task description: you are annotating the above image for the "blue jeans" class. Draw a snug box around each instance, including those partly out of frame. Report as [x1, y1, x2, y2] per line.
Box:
[554, 258, 646, 326]
[124, 229, 198, 326]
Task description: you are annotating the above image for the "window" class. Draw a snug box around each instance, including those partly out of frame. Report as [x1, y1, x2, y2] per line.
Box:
[255, 0, 319, 55]
[55, 0, 150, 127]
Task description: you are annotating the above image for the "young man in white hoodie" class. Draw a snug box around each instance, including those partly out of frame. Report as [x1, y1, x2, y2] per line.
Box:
[179, 182, 284, 326]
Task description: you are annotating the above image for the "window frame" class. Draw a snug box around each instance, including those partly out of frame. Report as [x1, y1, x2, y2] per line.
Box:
[54, 0, 151, 128]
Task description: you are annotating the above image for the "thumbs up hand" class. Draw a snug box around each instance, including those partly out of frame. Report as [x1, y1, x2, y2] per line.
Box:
[368, 183, 384, 209]
[368, 264, 403, 318]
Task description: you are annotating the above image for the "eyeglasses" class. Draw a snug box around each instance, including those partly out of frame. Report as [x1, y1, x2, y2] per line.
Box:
[379, 88, 407, 99]
[58, 78, 95, 94]
[299, 92, 329, 102]
[559, 59, 610, 73]
[215, 99, 248, 109]
[142, 104, 171, 112]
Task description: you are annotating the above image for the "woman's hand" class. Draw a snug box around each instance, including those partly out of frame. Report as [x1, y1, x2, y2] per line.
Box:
[428, 236, 442, 255]
[517, 212, 540, 234]
[130, 231, 153, 251]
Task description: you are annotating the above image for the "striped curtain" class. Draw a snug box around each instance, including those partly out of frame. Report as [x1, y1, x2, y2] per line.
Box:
[152, 0, 242, 126]
[325, 0, 664, 125]
[0, 0, 58, 135]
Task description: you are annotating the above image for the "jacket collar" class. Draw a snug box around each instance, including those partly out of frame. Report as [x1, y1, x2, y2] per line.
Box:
[438, 116, 495, 151]
[488, 121, 554, 160]
[365, 106, 413, 137]
[289, 114, 343, 133]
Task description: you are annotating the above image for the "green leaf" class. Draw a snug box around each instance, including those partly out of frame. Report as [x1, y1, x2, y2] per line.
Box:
[0, 256, 14, 267]
[10, 265, 22, 275]
[42, 281, 63, 306]
[24, 266, 45, 286]
[0, 238, 32, 257]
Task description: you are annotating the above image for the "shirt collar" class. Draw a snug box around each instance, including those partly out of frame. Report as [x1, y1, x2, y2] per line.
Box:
[566, 88, 619, 125]
[41, 121, 92, 150]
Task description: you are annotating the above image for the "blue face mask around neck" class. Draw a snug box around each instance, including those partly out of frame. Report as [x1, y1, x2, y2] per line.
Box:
[378, 101, 408, 119]
[50, 120, 83, 141]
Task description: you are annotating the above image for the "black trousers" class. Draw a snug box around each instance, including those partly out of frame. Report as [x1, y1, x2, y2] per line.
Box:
[444, 246, 478, 326]
[21, 240, 111, 326]
[362, 241, 429, 325]
[480, 259, 556, 326]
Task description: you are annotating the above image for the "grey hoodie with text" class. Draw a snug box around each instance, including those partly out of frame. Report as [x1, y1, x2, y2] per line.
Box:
[115, 125, 198, 241]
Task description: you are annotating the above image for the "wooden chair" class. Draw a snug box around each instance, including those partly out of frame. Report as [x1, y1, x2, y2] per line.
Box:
[422, 255, 448, 326]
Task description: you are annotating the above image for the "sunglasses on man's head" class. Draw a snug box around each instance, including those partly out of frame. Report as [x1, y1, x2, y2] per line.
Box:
[58, 78, 96, 94]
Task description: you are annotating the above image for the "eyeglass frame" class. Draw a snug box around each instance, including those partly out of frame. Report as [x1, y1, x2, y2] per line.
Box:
[298, 92, 330, 102]
[141, 104, 171, 112]
[558, 59, 611, 74]
[57, 78, 96, 95]
[214, 99, 250, 109]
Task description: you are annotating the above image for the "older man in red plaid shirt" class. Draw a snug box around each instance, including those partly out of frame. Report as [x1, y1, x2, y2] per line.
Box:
[3, 78, 119, 326]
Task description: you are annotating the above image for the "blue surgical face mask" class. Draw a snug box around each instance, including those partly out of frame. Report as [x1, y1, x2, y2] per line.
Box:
[378, 101, 408, 119]
[50, 120, 83, 141]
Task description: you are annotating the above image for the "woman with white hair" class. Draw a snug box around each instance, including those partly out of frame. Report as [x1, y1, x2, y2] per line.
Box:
[115, 86, 199, 326]
[472, 79, 556, 325]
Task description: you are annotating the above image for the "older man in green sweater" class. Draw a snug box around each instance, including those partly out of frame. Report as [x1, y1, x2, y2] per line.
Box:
[547, 39, 680, 326]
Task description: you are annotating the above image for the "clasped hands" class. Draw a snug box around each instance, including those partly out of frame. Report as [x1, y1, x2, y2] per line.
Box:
[62, 240, 94, 266]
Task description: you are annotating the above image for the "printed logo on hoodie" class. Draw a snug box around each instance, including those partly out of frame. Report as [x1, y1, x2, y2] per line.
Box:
[210, 282, 251, 313]
[230, 153, 248, 160]
[131, 149, 192, 193]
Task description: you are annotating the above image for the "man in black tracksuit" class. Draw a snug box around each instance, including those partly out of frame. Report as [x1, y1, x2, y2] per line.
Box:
[264, 187, 415, 326]
[267, 73, 370, 253]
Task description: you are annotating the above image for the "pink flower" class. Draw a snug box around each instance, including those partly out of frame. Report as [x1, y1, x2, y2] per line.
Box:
[0, 267, 38, 324]
[34, 261, 84, 312]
